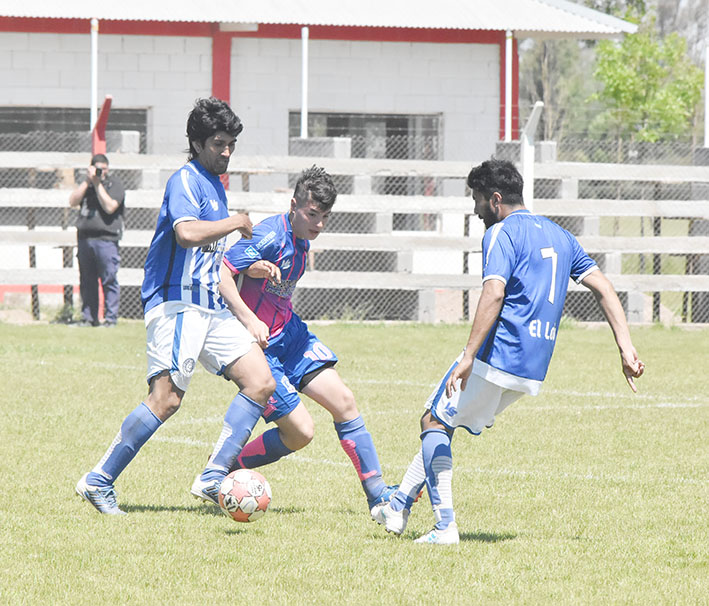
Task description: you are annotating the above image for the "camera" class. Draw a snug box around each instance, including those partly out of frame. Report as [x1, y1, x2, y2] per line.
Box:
[95, 168, 103, 177]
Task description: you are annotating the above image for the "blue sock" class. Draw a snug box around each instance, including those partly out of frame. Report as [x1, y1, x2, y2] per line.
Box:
[201, 393, 264, 482]
[87, 402, 162, 486]
[234, 428, 293, 470]
[335, 415, 386, 503]
[421, 428, 455, 530]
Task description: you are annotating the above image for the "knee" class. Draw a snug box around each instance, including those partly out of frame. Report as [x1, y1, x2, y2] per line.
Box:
[146, 394, 181, 422]
[244, 374, 276, 406]
[288, 419, 314, 451]
[335, 386, 358, 419]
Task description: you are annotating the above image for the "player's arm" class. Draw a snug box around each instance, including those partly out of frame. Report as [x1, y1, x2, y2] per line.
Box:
[245, 260, 281, 285]
[445, 278, 506, 397]
[581, 269, 645, 392]
[219, 262, 270, 348]
[174, 213, 253, 249]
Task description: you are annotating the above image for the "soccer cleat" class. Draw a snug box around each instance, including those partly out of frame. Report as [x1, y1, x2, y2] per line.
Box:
[414, 522, 460, 545]
[190, 474, 221, 506]
[371, 502, 410, 535]
[368, 484, 399, 514]
[75, 473, 126, 515]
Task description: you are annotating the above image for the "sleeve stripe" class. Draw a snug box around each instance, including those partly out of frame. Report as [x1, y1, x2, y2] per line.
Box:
[482, 274, 507, 285]
[575, 265, 599, 284]
[484, 221, 504, 268]
[172, 216, 197, 230]
[180, 167, 201, 210]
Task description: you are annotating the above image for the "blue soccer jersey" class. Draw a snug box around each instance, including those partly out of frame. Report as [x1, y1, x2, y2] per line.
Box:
[474, 210, 597, 394]
[141, 160, 230, 314]
[223, 213, 309, 338]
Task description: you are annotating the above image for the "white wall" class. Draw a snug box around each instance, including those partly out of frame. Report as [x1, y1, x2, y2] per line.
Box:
[231, 38, 500, 163]
[0, 32, 500, 164]
[0, 31, 211, 154]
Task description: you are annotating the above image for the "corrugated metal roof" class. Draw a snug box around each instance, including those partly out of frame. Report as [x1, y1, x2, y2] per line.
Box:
[1, 0, 637, 38]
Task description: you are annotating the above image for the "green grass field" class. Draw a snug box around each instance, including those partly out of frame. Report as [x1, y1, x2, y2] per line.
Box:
[1, 321, 707, 605]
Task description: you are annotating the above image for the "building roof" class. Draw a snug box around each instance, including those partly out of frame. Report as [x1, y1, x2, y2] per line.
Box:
[2, 0, 637, 39]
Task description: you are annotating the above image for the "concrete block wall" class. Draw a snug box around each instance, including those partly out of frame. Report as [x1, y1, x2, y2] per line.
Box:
[0, 32, 211, 154]
[230, 38, 499, 164]
[1, 32, 499, 165]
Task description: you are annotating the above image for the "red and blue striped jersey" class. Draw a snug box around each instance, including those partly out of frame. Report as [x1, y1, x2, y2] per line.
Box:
[223, 213, 309, 338]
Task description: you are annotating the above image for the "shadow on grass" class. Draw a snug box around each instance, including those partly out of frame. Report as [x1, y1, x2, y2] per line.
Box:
[121, 502, 223, 516]
[459, 531, 517, 543]
[269, 505, 307, 516]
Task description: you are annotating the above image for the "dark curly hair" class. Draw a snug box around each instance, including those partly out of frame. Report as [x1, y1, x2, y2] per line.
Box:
[293, 165, 337, 211]
[186, 97, 243, 160]
[467, 158, 524, 206]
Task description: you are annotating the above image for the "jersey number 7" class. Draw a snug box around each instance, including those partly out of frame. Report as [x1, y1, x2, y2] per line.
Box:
[540, 247, 558, 305]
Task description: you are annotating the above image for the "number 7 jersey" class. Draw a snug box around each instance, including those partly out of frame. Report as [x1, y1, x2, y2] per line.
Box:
[474, 210, 598, 394]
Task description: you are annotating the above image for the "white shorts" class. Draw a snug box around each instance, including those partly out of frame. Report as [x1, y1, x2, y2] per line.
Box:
[144, 301, 255, 392]
[425, 352, 525, 434]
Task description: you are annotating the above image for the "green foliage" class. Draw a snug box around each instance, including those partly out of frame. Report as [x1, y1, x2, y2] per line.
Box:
[520, 39, 596, 141]
[1, 322, 708, 604]
[590, 20, 703, 142]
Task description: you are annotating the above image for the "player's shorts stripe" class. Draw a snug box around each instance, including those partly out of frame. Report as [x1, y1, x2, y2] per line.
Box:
[171, 311, 184, 372]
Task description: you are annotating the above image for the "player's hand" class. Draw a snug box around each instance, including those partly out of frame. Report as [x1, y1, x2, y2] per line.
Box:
[620, 348, 645, 393]
[233, 213, 253, 239]
[445, 354, 474, 398]
[244, 316, 270, 348]
[246, 260, 281, 285]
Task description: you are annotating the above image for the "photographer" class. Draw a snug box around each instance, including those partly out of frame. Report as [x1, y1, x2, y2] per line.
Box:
[69, 153, 125, 326]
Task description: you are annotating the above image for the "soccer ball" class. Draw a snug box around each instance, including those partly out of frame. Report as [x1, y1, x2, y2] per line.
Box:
[218, 469, 272, 523]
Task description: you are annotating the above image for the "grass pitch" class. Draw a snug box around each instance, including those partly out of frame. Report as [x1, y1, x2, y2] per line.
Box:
[1, 320, 707, 605]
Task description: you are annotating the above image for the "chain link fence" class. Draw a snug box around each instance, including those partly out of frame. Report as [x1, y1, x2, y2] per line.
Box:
[1, 127, 708, 325]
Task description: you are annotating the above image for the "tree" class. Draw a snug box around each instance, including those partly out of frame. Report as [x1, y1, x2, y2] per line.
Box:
[590, 19, 703, 143]
[519, 39, 596, 142]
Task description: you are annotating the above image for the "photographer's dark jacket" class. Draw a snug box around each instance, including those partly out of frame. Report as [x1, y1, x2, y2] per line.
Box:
[75, 176, 126, 242]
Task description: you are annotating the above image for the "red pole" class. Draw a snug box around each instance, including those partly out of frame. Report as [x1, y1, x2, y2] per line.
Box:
[92, 94, 112, 155]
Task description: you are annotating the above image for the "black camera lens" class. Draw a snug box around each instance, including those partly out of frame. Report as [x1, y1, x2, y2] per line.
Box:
[95, 168, 103, 177]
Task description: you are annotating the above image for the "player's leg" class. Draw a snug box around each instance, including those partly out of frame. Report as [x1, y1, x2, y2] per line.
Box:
[235, 401, 313, 470]
[76, 373, 181, 515]
[302, 367, 393, 509]
[76, 238, 99, 325]
[192, 312, 276, 503]
[95, 239, 120, 325]
[373, 447, 426, 534]
[76, 304, 204, 514]
[416, 412, 458, 541]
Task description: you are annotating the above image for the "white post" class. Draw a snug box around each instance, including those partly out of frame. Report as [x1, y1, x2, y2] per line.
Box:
[300, 26, 309, 139]
[705, 42, 709, 148]
[505, 29, 513, 142]
[521, 101, 543, 212]
[90, 18, 99, 130]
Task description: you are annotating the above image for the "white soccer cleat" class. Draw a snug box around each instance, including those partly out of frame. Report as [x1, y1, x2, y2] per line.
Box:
[371, 502, 409, 535]
[75, 473, 126, 515]
[190, 474, 221, 507]
[414, 522, 459, 545]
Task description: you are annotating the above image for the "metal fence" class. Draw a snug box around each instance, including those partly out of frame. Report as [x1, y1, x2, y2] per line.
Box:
[1, 131, 708, 325]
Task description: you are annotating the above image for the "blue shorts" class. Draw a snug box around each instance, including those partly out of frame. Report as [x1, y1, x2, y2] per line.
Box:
[261, 313, 338, 422]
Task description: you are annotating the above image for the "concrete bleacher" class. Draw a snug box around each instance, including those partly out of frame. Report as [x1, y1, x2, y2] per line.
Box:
[2, 153, 709, 323]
